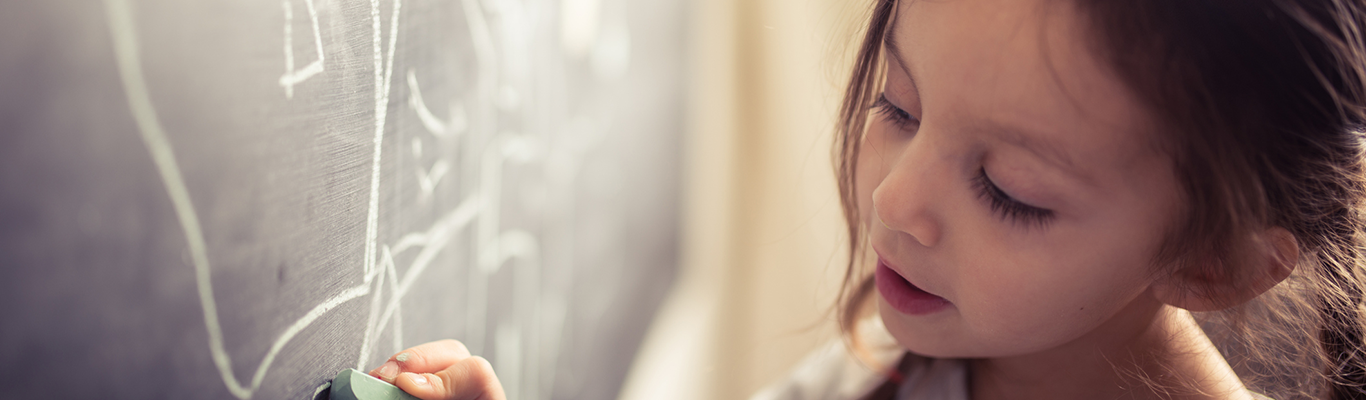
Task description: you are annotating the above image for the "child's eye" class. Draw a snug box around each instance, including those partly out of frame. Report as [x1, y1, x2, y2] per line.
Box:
[972, 167, 1055, 229]
[874, 93, 919, 130]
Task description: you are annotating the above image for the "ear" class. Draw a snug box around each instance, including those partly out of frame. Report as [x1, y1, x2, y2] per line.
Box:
[1151, 227, 1299, 312]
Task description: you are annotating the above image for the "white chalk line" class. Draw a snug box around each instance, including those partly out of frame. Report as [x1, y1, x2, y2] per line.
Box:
[111, 0, 566, 397]
[103, 1, 252, 397]
[105, 1, 384, 397]
[282, 0, 293, 97]
[106, 0, 455, 396]
[416, 160, 450, 199]
[351, 195, 479, 370]
[254, 283, 372, 392]
[355, 244, 388, 369]
[386, 249, 404, 353]
[279, 0, 325, 97]
[281, 61, 324, 93]
[361, 0, 401, 279]
[362, 196, 483, 364]
[406, 69, 466, 138]
[357, 0, 403, 368]
[361, 0, 383, 278]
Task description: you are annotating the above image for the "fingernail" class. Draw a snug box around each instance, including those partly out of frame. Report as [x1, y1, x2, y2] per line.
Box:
[409, 373, 429, 388]
[396, 352, 411, 362]
[379, 360, 399, 380]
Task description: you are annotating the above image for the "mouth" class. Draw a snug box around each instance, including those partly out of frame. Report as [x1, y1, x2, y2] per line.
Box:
[875, 257, 950, 315]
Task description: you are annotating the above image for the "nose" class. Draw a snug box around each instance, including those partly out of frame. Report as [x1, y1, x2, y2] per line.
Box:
[870, 137, 943, 248]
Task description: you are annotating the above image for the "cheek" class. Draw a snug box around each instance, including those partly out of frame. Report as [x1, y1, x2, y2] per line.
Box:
[966, 265, 1142, 343]
[949, 229, 1161, 354]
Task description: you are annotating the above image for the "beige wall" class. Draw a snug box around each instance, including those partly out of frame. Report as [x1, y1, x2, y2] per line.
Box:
[619, 0, 869, 399]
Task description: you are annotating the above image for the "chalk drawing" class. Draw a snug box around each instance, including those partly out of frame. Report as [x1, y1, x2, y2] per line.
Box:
[279, 0, 325, 98]
[359, 195, 483, 367]
[385, 250, 404, 353]
[406, 69, 462, 201]
[106, 1, 252, 396]
[415, 159, 450, 199]
[355, 245, 389, 372]
[105, 0, 411, 397]
[407, 69, 466, 138]
[105, 0, 606, 398]
[104, 1, 378, 388]
[107, 0, 407, 390]
[361, 0, 401, 280]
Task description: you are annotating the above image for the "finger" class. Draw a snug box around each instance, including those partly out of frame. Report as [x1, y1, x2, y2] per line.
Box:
[395, 356, 505, 400]
[369, 339, 472, 382]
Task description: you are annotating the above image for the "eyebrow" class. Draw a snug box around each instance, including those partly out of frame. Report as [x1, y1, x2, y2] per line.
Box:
[972, 119, 1081, 174]
[882, 26, 916, 93]
[883, 23, 1085, 182]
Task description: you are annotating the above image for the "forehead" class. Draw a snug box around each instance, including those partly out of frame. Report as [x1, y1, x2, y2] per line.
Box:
[890, 0, 1160, 177]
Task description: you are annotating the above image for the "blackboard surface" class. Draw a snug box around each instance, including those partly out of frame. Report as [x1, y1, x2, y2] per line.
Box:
[0, 0, 682, 399]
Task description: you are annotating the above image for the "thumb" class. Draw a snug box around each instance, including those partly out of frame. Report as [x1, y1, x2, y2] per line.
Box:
[394, 356, 505, 400]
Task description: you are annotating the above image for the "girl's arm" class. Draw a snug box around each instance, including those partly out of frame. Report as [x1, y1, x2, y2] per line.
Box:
[368, 340, 507, 400]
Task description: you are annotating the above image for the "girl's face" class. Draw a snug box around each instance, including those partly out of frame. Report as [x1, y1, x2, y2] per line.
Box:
[861, 0, 1184, 358]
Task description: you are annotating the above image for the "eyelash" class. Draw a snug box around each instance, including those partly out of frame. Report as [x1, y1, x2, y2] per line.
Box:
[874, 94, 919, 129]
[971, 167, 1055, 229]
[874, 93, 1051, 229]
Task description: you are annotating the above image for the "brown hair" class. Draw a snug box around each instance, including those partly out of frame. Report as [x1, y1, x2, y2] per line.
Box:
[833, 0, 1366, 398]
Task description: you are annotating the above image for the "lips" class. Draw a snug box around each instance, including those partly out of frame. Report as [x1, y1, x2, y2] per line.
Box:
[875, 258, 950, 315]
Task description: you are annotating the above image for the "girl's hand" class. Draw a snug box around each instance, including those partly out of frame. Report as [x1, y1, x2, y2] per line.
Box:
[367, 339, 506, 400]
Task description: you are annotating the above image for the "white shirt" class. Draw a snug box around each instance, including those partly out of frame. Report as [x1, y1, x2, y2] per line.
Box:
[750, 319, 968, 400]
[751, 319, 1277, 400]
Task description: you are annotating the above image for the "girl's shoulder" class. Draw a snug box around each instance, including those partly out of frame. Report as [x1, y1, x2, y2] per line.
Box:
[749, 319, 968, 400]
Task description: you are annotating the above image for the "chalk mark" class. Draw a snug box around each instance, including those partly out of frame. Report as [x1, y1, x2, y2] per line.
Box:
[107, 3, 380, 390]
[361, 0, 402, 279]
[416, 160, 450, 199]
[110, 0, 576, 398]
[385, 249, 404, 354]
[106, 3, 380, 397]
[407, 69, 466, 138]
[279, 0, 325, 98]
[354, 245, 388, 371]
[106, 0, 452, 397]
[356, 0, 404, 370]
[361, 196, 483, 364]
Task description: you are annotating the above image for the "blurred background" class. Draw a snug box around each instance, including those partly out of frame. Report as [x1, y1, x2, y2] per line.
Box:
[620, 0, 864, 398]
[0, 0, 865, 398]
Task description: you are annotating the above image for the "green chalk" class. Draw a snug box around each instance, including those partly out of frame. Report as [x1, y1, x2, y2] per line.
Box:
[329, 368, 420, 400]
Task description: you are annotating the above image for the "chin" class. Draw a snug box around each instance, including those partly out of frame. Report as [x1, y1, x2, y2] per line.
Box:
[877, 299, 974, 358]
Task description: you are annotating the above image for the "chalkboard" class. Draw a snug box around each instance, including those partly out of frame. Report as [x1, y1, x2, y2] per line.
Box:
[0, 0, 682, 399]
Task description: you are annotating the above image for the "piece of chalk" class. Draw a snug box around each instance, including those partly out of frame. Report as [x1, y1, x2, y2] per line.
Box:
[329, 368, 420, 400]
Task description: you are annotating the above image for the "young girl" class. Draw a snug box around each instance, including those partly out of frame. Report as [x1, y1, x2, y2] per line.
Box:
[366, 0, 1366, 398]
